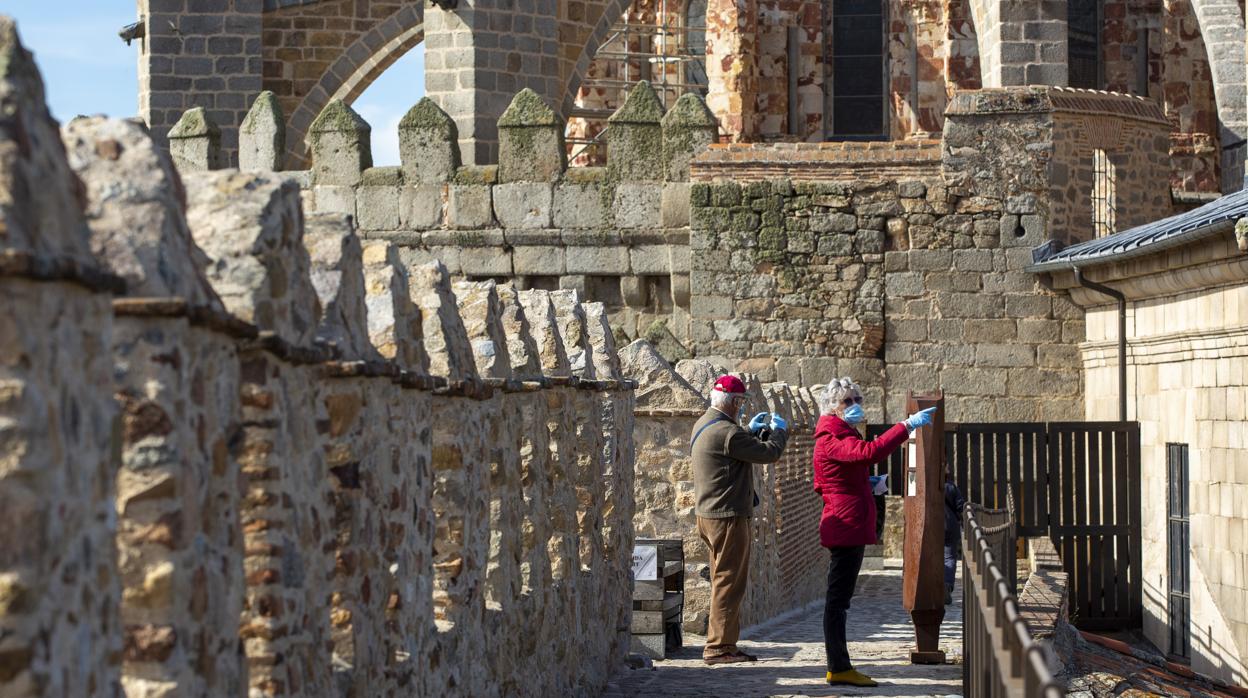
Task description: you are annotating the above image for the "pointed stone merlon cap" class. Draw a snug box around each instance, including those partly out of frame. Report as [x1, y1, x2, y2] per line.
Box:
[495, 284, 544, 379]
[497, 88, 566, 183]
[662, 93, 718, 182]
[240, 91, 285, 172]
[618, 339, 705, 409]
[608, 81, 665, 182]
[183, 170, 322, 347]
[305, 213, 380, 362]
[453, 279, 513, 380]
[550, 289, 595, 380]
[406, 260, 478, 380]
[518, 289, 572, 377]
[61, 115, 221, 308]
[168, 107, 221, 173]
[0, 16, 98, 262]
[361, 241, 429, 373]
[308, 99, 372, 186]
[399, 97, 460, 183]
[582, 301, 621, 380]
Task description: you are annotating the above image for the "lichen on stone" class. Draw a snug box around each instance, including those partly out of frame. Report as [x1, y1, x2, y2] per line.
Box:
[310, 99, 370, 135]
[168, 107, 219, 139]
[498, 88, 560, 127]
[609, 81, 664, 125]
[399, 96, 459, 135]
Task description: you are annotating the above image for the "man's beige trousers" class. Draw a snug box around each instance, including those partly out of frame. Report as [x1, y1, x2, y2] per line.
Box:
[696, 515, 752, 658]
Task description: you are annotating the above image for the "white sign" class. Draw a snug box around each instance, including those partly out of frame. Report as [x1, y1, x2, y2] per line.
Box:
[632, 545, 658, 581]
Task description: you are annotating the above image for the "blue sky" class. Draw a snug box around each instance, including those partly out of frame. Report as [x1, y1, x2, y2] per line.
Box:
[4, 2, 424, 165]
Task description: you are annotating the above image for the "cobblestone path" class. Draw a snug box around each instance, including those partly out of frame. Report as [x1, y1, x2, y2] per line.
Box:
[607, 563, 964, 697]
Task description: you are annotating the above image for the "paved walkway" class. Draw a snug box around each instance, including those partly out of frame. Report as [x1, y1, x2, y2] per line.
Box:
[606, 562, 963, 697]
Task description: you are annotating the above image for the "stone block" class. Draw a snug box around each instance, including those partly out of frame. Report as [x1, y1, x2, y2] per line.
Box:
[312, 184, 355, 216]
[953, 249, 994, 272]
[566, 246, 629, 274]
[308, 100, 371, 185]
[497, 89, 565, 182]
[964, 319, 1017, 342]
[553, 183, 605, 228]
[975, 343, 1035, 367]
[460, 246, 512, 276]
[811, 212, 857, 233]
[621, 275, 645, 306]
[630, 633, 665, 659]
[608, 82, 665, 181]
[513, 246, 565, 275]
[1008, 368, 1079, 397]
[400, 184, 445, 229]
[398, 97, 459, 182]
[168, 106, 221, 172]
[630, 245, 672, 274]
[908, 249, 954, 271]
[447, 184, 495, 228]
[355, 185, 401, 230]
[671, 273, 690, 306]
[613, 183, 663, 229]
[493, 182, 553, 228]
[690, 294, 732, 318]
[885, 272, 925, 298]
[661, 182, 691, 227]
[940, 367, 1007, 396]
[1004, 294, 1052, 318]
[662, 93, 717, 181]
[239, 91, 283, 170]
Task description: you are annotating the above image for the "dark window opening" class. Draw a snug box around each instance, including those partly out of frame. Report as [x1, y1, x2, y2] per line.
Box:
[1068, 0, 1102, 89]
[642, 275, 673, 312]
[1166, 443, 1190, 661]
[826, 0, 886, 139]
[522, 275, 560, 292]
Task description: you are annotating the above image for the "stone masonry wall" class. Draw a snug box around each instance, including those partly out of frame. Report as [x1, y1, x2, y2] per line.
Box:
[0, 21, 640, 697]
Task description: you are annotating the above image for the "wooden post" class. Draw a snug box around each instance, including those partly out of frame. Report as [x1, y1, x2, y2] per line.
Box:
[902, 390, 946, 664]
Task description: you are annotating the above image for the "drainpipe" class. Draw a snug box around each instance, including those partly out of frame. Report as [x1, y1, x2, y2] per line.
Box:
[1073, 266, 1127, 422]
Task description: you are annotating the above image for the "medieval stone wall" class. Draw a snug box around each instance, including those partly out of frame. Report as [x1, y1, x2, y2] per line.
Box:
[0, 21, 639, 696]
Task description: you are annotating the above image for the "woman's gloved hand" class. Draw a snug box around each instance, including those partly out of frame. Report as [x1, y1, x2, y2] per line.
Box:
[770, 414, 788, 432]
[904, 406, 938, 431]
[748, 412, 770, 433]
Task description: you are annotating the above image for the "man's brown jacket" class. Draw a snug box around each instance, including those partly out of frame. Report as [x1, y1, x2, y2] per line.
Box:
[690, 407, 788, 519]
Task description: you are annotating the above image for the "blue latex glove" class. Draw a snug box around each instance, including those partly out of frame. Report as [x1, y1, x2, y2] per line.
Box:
[904, 406, 938, 431]
[747, 412, 770, 434]
[770, 414, 788, 432]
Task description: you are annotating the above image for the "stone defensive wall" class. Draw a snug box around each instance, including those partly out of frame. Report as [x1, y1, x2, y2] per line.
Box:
[1, 19, 645, 696]
[166, 77, 1176, 425]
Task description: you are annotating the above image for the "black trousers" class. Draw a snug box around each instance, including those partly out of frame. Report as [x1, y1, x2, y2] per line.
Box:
[824, 545, 866, 672]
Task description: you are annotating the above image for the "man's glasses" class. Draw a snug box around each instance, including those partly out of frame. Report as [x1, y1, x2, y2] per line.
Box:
[842, 396, 864, 406]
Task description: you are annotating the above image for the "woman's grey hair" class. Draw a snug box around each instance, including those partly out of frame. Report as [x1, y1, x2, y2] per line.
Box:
[710, 388, 739, 411]
[819, 377, 861, 415]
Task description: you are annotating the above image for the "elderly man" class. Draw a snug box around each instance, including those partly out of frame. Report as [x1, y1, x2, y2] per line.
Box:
[691, 375, 789, 664]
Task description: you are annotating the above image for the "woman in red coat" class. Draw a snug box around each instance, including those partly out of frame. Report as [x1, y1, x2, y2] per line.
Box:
[814, 378, 936, 687]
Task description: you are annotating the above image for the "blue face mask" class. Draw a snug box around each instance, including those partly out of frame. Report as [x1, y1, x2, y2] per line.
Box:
[842, 403, 865, 424]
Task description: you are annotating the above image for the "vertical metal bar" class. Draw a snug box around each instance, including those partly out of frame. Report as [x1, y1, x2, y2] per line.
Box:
[787, 26, 800, 136]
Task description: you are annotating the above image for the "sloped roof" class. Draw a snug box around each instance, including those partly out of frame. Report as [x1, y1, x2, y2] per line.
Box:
[1026, 188, 1248, 272]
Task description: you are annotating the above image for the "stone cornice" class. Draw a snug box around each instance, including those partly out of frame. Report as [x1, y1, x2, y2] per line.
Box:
[1080, 323, 1248, 367]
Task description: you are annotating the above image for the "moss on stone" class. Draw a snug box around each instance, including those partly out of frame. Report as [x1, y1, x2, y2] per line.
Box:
[732, 210, 761, 232]
[399, 97, 458, 136]
[661, 92, 718, 129]
[361, 166, 404, 186]
[310, 100, 370, 134]
[169, 107, 219, 139]
[690, 183, 712, 208]
[453, 165, 498, 185]
[498, 88, 560, 127]
[241, 91, 283, 132]
[711, 184, 741, 208]
[759, 227, 786, 250]
[563, 166, 606, 184]
[609, 81, 664, 125]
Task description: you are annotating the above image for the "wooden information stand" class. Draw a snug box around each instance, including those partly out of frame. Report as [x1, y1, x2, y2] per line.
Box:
[901, 391, 947, 664]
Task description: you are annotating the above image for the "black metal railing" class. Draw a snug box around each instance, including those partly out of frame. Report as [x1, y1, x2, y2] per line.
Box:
[963, 490, 1064, 697]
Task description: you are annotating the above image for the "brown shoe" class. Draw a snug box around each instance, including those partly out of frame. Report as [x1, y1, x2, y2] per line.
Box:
[731, 650, 758, 662]
[703, 653, 750, 665]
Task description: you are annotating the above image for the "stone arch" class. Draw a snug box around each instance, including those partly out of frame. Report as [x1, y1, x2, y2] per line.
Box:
[561, 0, 639, 116]
[280, 4, 425, 166]
[1188, 0, 1247, 191]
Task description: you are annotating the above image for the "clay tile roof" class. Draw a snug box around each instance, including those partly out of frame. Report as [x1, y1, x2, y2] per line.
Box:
[1026, 187, 1248, 272]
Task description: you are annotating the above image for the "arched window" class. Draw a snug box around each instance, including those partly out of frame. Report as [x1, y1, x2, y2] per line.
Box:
[1068, 0, 1102, 89]
[826, 0, 887, 139]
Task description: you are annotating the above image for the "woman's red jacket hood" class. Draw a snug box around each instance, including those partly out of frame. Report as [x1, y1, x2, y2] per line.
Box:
[812, 415, 909, 548]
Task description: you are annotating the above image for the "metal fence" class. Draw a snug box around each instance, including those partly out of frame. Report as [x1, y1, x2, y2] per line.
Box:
[962, 496, 1064, 697]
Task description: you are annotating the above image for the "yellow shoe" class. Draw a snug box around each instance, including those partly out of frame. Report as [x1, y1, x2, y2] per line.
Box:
[826, 669, 879, 687]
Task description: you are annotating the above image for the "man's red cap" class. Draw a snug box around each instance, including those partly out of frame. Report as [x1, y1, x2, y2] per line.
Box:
[712, 375, 748, 394]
